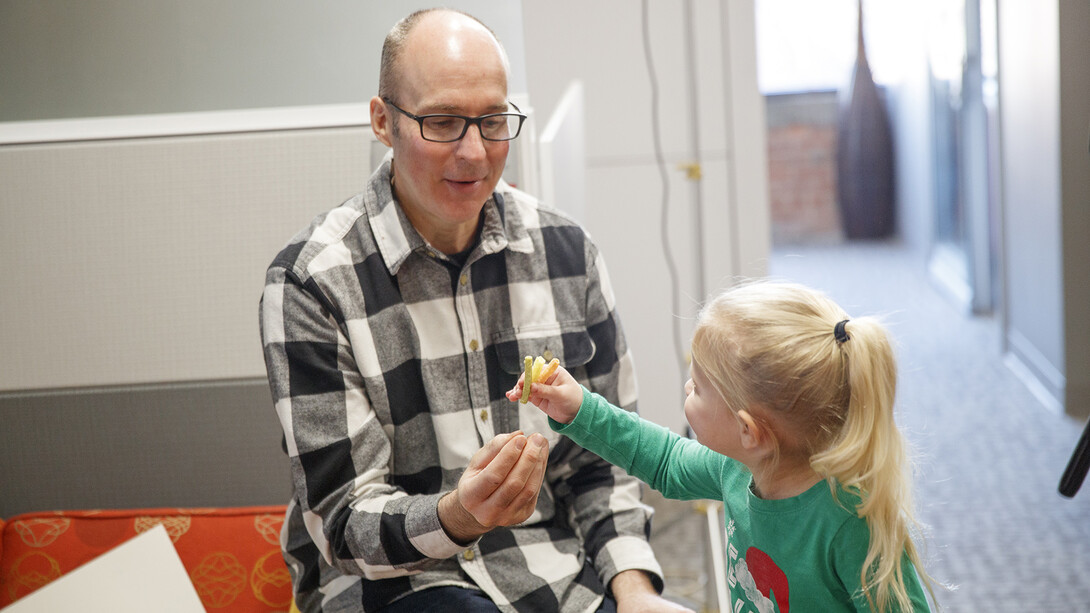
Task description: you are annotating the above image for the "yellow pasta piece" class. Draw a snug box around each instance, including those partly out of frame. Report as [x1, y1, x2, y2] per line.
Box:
[520, 355, 533, 403]
[539, 358, 559, 382]
[531, 356, 546, 382]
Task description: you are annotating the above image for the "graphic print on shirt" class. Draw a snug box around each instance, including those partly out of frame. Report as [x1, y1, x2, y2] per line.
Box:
[725, 520, 790, 613]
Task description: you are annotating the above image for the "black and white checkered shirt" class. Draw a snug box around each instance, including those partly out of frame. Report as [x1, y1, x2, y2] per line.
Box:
[260, 158, 663, 612]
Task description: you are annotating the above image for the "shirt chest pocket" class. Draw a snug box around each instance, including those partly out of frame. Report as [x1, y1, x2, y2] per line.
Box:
[492, 322, 596, 380]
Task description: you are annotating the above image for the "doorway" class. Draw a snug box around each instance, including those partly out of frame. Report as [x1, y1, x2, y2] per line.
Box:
[757, 0, 1003, 317]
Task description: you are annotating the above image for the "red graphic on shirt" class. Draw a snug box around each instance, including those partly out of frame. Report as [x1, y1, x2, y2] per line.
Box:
[746, 547, 789, 612]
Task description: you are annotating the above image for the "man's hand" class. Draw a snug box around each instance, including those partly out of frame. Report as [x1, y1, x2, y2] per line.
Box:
[438, 430, 549, 543]
[611, 569, 695, 613]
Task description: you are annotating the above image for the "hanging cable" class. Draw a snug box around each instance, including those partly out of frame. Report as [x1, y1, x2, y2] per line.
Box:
[641, 0, 689, 395]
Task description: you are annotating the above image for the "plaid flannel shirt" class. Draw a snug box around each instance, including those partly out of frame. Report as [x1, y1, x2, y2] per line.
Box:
[260, 158, 663, 612]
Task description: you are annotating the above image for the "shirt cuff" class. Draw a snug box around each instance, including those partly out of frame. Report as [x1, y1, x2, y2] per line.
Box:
[406, 492, 480, 560]
[596, 535, 666, 595]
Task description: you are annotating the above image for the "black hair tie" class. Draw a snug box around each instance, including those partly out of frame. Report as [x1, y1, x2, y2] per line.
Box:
[834, 319, 851, 344]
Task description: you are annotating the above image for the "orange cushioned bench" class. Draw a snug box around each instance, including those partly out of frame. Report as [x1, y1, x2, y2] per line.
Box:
[0, 505, 293, 611]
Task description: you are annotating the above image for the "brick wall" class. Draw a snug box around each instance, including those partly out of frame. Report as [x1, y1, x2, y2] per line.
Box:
[765, 91, 842, 245]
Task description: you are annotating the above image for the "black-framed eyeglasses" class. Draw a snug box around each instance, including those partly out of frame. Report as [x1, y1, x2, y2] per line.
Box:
[383, 98, 526, 143]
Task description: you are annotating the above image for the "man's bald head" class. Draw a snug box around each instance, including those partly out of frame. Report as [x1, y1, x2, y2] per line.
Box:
[377, 8, 510, 103]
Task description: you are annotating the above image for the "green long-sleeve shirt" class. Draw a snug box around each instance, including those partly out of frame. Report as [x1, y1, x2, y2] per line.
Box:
[550, 387, 931, 612]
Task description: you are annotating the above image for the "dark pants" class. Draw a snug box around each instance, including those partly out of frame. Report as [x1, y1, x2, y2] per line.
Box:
[377, 586, 618, 613]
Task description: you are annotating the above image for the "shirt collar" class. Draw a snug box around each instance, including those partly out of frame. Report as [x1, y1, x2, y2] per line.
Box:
[366, 155, 534, 275]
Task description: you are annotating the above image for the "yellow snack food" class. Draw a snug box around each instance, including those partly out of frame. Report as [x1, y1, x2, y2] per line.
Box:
[531, 356, 546, 382]
[539, 358, 559, 382]
[520, 356, 533, 403]
[519, 355, 561, 403]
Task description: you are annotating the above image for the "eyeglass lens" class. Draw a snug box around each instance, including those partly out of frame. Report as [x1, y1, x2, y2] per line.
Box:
[421, 114, 522, 142]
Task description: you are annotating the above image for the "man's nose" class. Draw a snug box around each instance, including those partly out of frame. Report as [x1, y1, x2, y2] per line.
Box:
[455, 123, 489, 160]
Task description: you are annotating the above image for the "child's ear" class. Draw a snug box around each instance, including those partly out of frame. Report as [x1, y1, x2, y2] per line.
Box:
[736, 410, 765, 451]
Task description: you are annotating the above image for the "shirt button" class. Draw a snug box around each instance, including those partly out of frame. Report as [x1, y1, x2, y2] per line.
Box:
[543, 349, 554, 362]
[469, 339, 479, 351]
[463, 550, 475, 561]
[459, 274, 468, 286]
[480, 409, 488, 421]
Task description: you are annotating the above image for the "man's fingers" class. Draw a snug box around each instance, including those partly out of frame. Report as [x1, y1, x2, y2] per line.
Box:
[485, 433, 548, 512]
[468, 430, 523, 471]
[463, 432, 527, 505]
[513, 434, 549, 515]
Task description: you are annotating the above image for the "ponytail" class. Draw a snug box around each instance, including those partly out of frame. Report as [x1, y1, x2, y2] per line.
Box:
[810, 318, 934, 612]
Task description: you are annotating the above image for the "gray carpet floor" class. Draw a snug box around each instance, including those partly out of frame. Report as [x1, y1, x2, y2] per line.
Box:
[648, 241, 1090, 612]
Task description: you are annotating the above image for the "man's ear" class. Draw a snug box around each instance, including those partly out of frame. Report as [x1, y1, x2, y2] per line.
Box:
[736, 410, 766, 451]
[370, 96, 394, 147]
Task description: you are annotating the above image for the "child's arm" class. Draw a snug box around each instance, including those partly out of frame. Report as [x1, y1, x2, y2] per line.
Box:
[509, 366, 729, 502]
[506, 363, 583, 424]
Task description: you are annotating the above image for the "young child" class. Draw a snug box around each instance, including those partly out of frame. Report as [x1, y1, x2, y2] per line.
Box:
[508, 280, 937, 612]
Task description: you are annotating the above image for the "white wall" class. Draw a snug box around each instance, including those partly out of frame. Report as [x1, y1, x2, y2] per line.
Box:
[523, 0, 768, 432]
[0, 0, 528, 121]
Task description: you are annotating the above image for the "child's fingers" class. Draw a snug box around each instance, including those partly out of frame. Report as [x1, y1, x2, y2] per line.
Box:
[506, 375, 524, 401]
[528, 381, 557, 402]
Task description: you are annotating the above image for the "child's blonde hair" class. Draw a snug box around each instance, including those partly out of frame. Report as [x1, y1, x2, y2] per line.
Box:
[691, 280, 934, 612]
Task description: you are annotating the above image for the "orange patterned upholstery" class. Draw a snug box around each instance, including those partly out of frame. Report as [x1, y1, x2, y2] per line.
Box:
[0, 505, 292, 612]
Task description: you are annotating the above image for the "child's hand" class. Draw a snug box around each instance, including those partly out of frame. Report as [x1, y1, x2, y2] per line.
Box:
[506, 363, 583, 424]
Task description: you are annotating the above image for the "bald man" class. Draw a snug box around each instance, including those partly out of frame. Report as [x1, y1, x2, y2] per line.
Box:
[260, 9, 689, 613]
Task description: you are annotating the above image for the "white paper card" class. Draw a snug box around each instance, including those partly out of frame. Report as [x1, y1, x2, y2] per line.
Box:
[2, 524, 205, 612]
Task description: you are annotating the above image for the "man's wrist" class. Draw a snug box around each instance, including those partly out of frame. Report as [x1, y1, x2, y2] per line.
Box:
[437, 490, 487, 545]
[609, 568, 658, 600]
